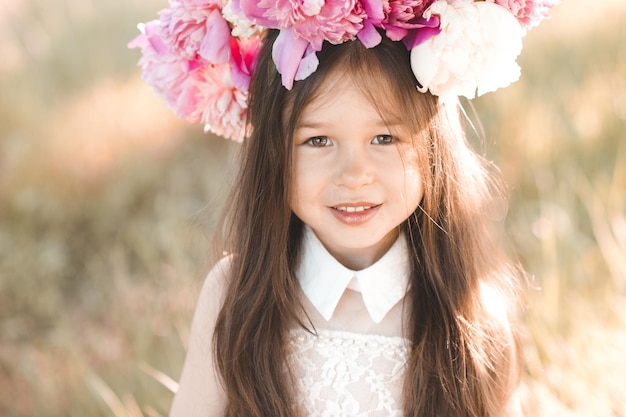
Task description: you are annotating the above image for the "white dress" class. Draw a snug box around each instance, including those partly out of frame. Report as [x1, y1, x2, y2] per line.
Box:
[287, 328, 409, 417]
[289, 227, 411, 416]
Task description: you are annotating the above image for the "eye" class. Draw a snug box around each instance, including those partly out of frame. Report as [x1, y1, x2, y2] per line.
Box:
[371, 135, 395, 145]
[304, 136, 333, 147]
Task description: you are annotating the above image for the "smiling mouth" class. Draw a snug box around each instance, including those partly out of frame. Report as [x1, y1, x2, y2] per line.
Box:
[333, 205, 376, 213]
[330, 204, 381, 225]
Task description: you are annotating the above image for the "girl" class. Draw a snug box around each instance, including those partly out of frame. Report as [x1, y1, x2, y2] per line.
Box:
[130, 1, 556, 416]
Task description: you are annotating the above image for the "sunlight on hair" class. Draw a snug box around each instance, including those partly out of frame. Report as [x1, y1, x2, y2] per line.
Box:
[480, 281, 510, 327]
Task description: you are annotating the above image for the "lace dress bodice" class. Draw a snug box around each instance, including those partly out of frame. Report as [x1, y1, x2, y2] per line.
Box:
[287, 328, 409, 417]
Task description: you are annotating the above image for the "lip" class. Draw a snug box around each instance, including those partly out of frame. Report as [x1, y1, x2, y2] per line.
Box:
[330, 202, 381, 225]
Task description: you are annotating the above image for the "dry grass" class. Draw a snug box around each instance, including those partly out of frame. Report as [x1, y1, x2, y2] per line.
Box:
[0, 0, 625, 416]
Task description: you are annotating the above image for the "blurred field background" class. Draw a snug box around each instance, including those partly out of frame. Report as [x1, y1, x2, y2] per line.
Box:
[0, 0, 624, 416]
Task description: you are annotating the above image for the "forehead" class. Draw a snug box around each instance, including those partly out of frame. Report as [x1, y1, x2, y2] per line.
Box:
[300, 68, 404, 124]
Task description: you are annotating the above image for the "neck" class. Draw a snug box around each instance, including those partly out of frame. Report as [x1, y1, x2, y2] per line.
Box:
[324, 229, 400, 271]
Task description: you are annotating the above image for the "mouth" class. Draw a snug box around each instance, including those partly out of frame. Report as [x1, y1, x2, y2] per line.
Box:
[333, 205, 377, 213]
[330, 203, 381, 225]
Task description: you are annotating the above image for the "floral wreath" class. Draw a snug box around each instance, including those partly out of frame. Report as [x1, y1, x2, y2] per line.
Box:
[129, 0, 557, 141]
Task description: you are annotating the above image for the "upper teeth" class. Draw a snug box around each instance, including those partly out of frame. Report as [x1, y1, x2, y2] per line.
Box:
[336, 206, 372, 212]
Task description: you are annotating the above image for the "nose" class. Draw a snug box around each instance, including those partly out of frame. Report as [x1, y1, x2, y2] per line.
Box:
[335, 145, 374, 189]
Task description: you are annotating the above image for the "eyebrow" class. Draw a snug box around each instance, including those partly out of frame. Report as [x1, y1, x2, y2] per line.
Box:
[295, 119, 404, 130]
[294, 121, 323, 130]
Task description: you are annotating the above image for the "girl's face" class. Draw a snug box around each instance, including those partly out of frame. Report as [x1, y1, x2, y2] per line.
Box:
[289, 73, 424, 270]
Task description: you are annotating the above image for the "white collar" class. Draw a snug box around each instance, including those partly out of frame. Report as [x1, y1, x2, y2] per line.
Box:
[297, 226, 411, 324]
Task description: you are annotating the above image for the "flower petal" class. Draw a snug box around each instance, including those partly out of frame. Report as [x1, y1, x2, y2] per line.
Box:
[199, 9, 232, 64]
[357, 21, 383, 48]
[231, 0, 274, 27]
[295, 44, 320, 81]
[361, 0, 385, 21]
[272, 28, 310, 89]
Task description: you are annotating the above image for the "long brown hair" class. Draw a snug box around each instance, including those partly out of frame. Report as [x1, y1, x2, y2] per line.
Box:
[213, 29, 522, 417]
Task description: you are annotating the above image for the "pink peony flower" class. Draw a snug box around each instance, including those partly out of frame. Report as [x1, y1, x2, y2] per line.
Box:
[181, 63, 249, 141]
[129, 20, 197, 112]
[383, 0, 435, 40]
[129, 2, 258, 141]
[233, 0, 367, 88]
[234, 0, 366, 49]
[410, 0, 523, 98]
[357, 0, 440, 48]
[159, 0, 232, 64]
[229, 35, 262, 91]
[489, 0, 558, 32]
[180, 35, 260, 141]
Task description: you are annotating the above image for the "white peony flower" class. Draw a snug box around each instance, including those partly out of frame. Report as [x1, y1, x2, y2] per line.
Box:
[410, 0, 523, 98]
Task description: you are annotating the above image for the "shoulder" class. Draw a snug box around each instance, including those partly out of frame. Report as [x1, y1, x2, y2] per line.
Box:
[169, 256, 233, 417]
[183, 256, 232, 345]
[195, 256, 232, 320]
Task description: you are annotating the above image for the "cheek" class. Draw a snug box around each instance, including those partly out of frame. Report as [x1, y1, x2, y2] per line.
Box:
[289, 162, 315, 210]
